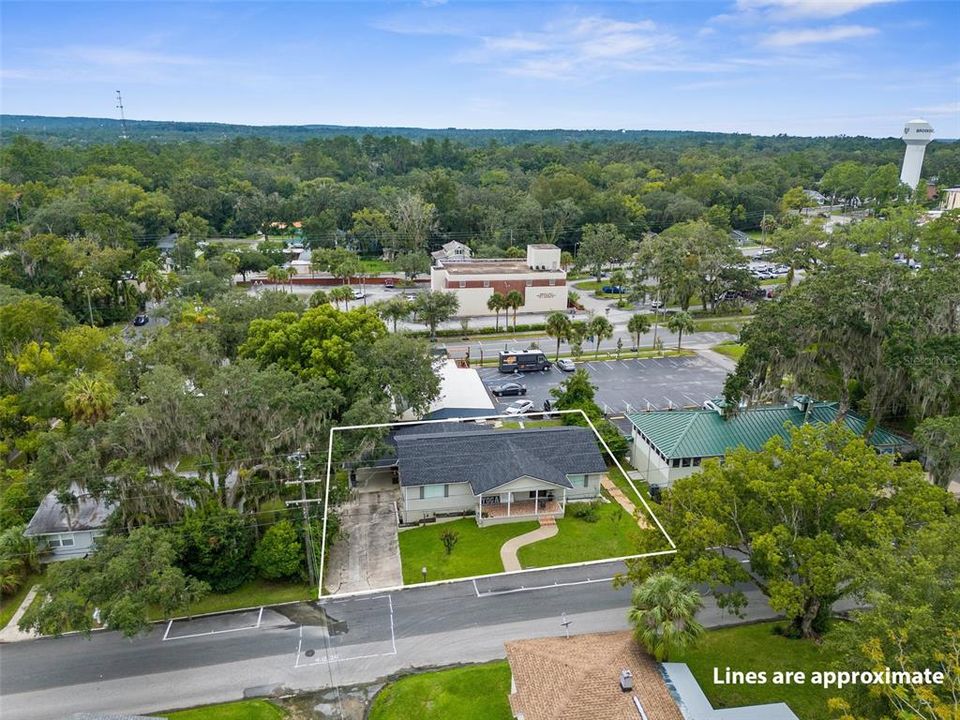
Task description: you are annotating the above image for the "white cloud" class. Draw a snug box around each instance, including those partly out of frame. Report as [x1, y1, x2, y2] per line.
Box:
[455, 15, 679, 80]
[913, 101, 960, 116]
[735, 0, 897, 19]
[761, 24, 878, 46]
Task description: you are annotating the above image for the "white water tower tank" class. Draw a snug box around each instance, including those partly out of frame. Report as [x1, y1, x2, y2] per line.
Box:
[900, 119, 934, 190]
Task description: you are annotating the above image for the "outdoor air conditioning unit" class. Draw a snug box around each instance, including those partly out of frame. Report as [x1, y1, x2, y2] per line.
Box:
[620, 668, 634, 692]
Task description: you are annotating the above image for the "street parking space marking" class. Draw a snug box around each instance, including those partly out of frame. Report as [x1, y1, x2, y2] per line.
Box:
[162, 607, 264, 642]
[294, 595, 396, 669]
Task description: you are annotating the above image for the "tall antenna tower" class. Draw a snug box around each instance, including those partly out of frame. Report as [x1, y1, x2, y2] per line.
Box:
[115, 90, 129, 140]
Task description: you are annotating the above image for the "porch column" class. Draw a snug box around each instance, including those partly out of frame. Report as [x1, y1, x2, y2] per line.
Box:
[562, 488, 566, 510]
[507, 492, 511, 517]
[535, 489, 540, 516]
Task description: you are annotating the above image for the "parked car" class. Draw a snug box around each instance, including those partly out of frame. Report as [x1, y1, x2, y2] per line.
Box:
[650, 299, 664, 309]
[133, 313, 149, 326]
[404, 292, 418, 301]
[492, 382, 527, 397]
[504, 399, 534, 416]
[758, 247, 776, 256]
[352, 288, 366, 300]
[601, 285, 628, 294]
[384, 281, 395, 289]
[556, 358, 576, 372]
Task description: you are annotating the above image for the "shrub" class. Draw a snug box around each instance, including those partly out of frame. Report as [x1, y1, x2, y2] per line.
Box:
[440, 528, 460, 555]
[176, 505, 254, 592]
[252, 520, 303, 580]
[570, 501, 600, 523]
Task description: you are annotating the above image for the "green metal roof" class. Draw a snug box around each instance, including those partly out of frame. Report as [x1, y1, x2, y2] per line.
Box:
[626, 402, 910, 459]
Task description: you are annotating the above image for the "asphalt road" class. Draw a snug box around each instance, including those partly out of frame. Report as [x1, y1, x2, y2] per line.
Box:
[479, 353, 730, 414]
[0, 562, 781, 720]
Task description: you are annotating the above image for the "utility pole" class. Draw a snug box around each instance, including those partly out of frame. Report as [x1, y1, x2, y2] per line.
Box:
[115, 90, 128, 140]
[290, 452, 317, 587]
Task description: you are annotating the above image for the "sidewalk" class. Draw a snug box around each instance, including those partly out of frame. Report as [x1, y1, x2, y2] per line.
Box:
[601, 477, 650, 529]
[0, 585, 40, 643]
[500, 518, 558, 572]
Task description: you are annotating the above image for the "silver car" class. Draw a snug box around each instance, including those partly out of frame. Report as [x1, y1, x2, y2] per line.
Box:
[556, 358, 576, 372]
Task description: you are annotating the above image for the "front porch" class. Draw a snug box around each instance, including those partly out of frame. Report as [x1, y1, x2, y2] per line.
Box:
[476, 489, 566, 527]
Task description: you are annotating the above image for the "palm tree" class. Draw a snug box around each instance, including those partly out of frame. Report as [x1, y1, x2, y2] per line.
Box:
[628, 313, 652, 350]
[64, 372, 119, 426]
[137, 260, 166, 304]
[487, 292, 506, 332]
[588, 315, 614, 358]
[505, 290, 523, 331]
[375, 296, 412, 332]
[628, 573, 704, 661]
[330, 285, 353, 311]
[545, 312, 571, 361]
[265, 265, 284, 286]
[667, 311, 696, 350]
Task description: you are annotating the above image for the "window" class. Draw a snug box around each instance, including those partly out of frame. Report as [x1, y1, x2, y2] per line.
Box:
[459, 281, 466, 288]
[483, 280, 490, 288]
[549, 279, 556, 286]
[421, 484, 446, 499]
[525, 280, 533, 287]
[47, 533, 75, 548]
[681, 458, 691, 468]
[693, 457, 701, 467]
[568, 474, 589, 488]
[671, 458, 681, 468]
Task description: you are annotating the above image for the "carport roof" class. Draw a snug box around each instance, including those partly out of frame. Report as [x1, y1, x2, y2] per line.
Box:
[395, 426, 607, 495]
[626, 402, 910, 459]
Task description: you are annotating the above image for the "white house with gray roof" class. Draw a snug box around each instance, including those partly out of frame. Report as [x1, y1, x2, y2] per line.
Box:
[24, 483, 116, 561]
[395, 425, 606, 526]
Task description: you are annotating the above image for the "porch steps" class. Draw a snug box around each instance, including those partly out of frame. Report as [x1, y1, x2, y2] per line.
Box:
[538, 516, 556, 527]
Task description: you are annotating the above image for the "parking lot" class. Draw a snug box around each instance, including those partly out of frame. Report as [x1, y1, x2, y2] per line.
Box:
[477, 354, 729, 416]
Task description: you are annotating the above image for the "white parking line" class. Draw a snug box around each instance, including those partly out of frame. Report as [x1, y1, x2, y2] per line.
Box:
[474, 576, 615, 597]
[162, 607, 264, 642]
[294, 595, 397, 668]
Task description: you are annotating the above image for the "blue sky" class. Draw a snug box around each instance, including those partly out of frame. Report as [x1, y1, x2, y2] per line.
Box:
[2, 1, 958, 137]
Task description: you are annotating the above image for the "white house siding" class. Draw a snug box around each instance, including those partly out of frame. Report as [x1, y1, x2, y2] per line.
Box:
[41, 530, 104, 561]
[402, 481, 474, 522]
[565, 472, 604, 501]
[631, 436, 672, 488]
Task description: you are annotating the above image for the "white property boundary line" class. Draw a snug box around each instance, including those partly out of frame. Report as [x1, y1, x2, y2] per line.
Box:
[317, 409, 677, 600]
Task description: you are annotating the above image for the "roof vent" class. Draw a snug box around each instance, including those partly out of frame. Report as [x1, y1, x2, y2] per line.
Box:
[703, 397, 726, 415]
[620, 668, 634, 691]
[792, 394, 812, 413]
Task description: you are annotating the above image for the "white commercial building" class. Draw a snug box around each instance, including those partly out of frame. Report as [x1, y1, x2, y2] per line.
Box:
[943, 187, 960, 211]
[430, 244, 568, 317]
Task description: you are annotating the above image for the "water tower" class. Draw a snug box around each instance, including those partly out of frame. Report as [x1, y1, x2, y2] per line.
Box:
[900, 119, 934, 190]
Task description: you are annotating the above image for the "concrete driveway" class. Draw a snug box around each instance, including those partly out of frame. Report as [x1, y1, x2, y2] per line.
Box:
[324, 489, 403, 595]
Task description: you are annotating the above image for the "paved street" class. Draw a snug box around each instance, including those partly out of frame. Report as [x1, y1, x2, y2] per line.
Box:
[480, 353, 730, 414]
[0, 561, 781, 720]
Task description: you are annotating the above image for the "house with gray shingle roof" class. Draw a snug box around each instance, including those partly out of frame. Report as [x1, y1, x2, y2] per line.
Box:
[24, 483, 116, 561]
[627, 396, 911, 489]
[395, 425, 606, 526]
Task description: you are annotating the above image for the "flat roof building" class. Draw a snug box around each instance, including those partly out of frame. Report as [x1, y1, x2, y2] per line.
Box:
[431, 244, 568, 317]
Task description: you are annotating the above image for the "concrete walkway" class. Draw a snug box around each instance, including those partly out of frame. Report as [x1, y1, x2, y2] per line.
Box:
[500, 518, 558, 572]
[601, 477, 650, 529]
[0, 585, 40, 643]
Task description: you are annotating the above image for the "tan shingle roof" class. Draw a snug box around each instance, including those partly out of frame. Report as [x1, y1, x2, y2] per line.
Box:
[505, 631, 683, 720]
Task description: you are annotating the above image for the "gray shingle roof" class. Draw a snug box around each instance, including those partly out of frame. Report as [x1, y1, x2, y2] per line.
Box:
[396, 426, 607, 495]
[24, 484, 116, 537]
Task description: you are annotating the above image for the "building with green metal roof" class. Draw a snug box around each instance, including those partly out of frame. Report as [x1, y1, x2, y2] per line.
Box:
[626, 396, 911, 489]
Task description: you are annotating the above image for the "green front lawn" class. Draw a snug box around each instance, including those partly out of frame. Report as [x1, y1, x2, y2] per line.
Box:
[712, 341, 746, 361]
[517, 499, 645, 568]
[148, 578, 314, 620]
[692, 316, 751, 334]
[672, 621, 844, 720]
[360, 258, 393, 274]
[399, 518, 538, 584]
[0, 573, 40, 630]
[161, 699, 286, 719]
[368, 662, 512, 720]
